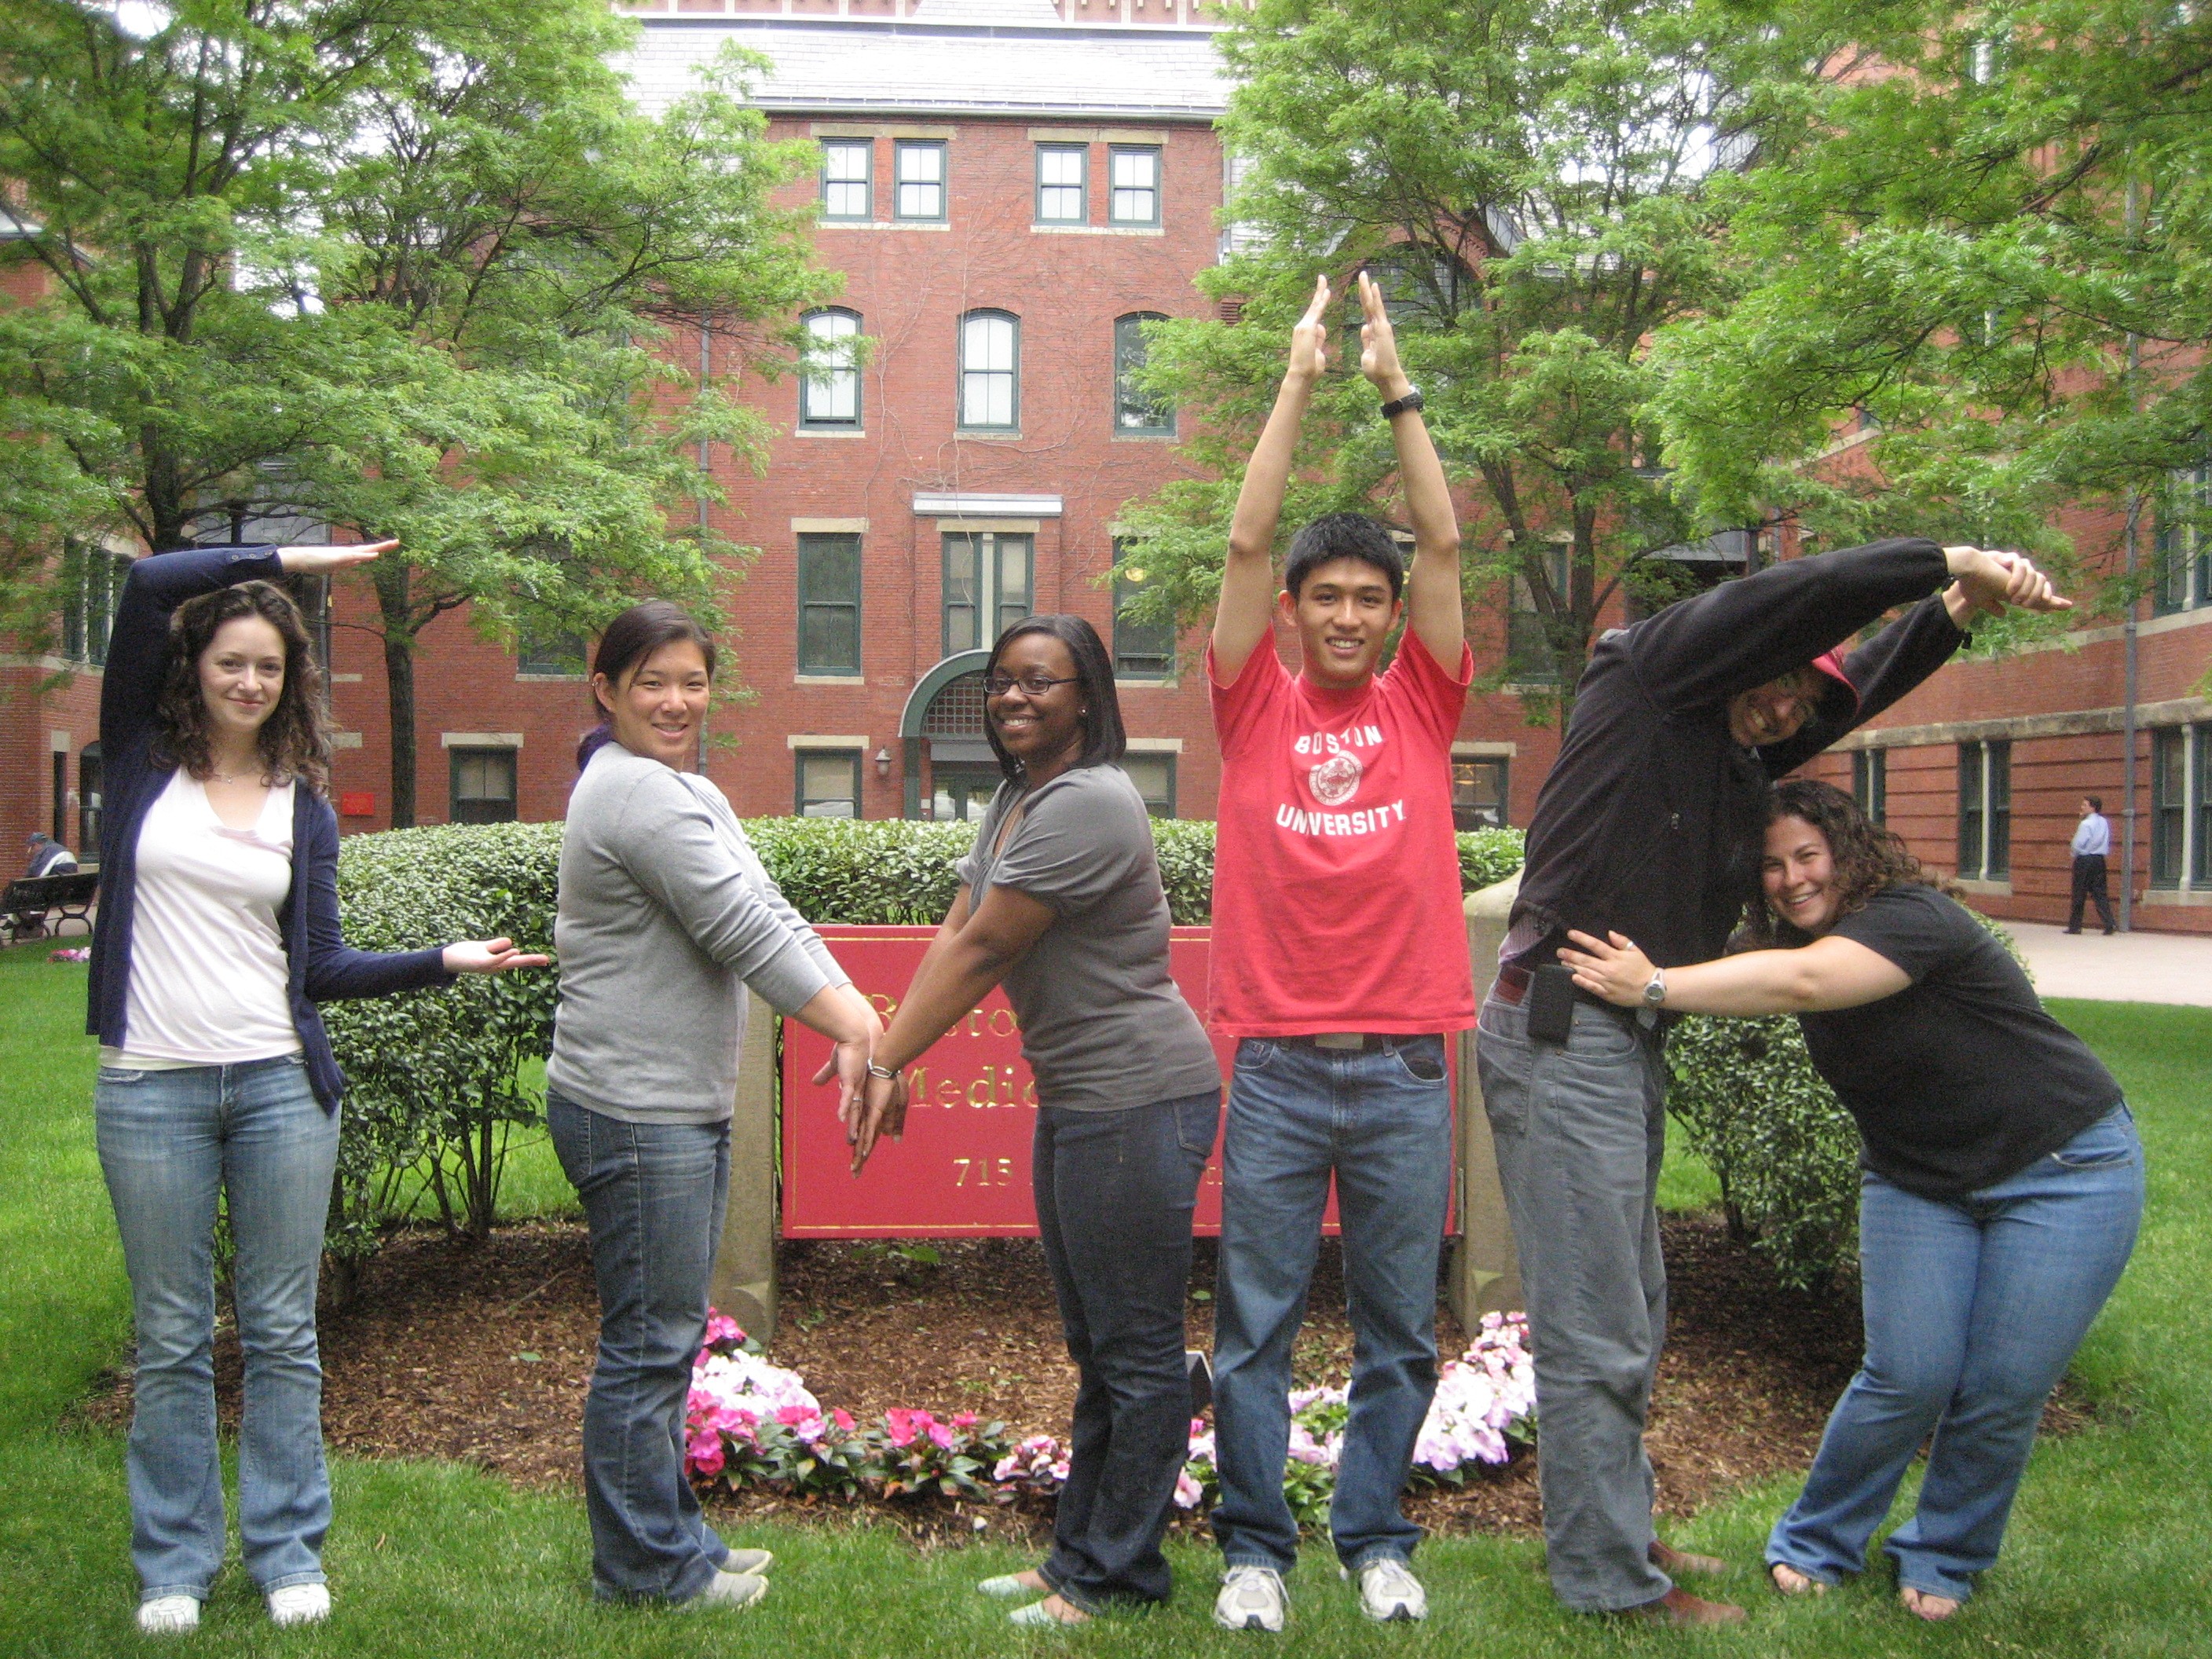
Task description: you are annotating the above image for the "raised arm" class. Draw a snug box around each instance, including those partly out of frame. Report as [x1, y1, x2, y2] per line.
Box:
[1558, 928, 1910, 1016]
[1214, 274, 1331, 685]
[1357, 270, 1462, 667]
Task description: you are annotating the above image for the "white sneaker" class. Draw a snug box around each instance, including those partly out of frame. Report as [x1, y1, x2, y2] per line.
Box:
[1350, 1558, 1427, 1622]
[1214, 1565, 1288, 1632]
[685, 1571, 769, 1612]
[137, 1595, 200, 1635]
[266, 1582, 331, 1627]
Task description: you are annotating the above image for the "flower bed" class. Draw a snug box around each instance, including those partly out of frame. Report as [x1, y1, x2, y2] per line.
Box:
[685, 1308, 1535, 1522]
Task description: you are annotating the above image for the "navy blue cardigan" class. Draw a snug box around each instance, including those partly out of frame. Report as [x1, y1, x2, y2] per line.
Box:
[86, 545, 452, 1111]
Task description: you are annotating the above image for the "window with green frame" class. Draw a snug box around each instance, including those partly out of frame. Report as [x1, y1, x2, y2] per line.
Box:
[797, 533, 863, 674]
[1118, 753, 1176, 818]
[1113, 313, 1174, 435]
[58, 542, 131, 666]
[819, 139, 872, 221]
[959, 309, 1019, 430]
[2155, 463, 2208, 614]
[1108, 145, 1160, 225]
[1035, 143, 1086, 224]
[1111, 548, 1174, 678]
[796, 749, 862, 819]
[894, 140, 947, 222]
[1957, 739, 2010, 879]
[1507, 544, 1569, 683]
[2151, 726, 2185, 887]
[2195, 723, 2212, 888]
[943, 530, 1032, 656]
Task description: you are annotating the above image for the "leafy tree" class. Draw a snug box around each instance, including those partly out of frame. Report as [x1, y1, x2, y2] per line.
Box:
[1114, 0, 1752, 718]
[0, 0, 830, 822]
[1651, 0, 2212, 615]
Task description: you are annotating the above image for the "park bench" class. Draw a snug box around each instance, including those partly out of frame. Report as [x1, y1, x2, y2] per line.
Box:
[2, 869, 99, 943]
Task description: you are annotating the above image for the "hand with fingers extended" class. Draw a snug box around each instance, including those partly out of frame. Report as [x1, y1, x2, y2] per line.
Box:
[277, 537, 395, 577]
[848, 1067, 910, 1175]
[1355, 269, 1412, 400]
[441, 937, 551, 975]
[1287, 273, 1331, 384]
[1942, 546, 2071, 623]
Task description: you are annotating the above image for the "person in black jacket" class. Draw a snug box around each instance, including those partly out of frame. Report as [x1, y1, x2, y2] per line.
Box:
[89, 540, 544, 1637]
[1473, 538, 2068, 1624]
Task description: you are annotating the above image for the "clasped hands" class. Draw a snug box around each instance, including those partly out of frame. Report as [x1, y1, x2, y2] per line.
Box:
[812, 1013, 906, 1177]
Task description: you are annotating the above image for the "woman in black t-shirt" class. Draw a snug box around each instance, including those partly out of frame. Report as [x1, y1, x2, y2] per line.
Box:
[1562, 778, 2142, 1624]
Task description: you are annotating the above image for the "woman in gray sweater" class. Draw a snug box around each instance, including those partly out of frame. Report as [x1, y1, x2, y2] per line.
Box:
[548, 602, 881, 1611]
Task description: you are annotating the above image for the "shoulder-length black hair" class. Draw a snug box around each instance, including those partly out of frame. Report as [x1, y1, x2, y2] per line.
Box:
[156, 580, 331, 793]
[982, 613, 1126, 782]
[576, 601, 718, 770]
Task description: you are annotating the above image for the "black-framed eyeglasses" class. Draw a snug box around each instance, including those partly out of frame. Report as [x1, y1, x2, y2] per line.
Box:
[983, 672, 1080, 697]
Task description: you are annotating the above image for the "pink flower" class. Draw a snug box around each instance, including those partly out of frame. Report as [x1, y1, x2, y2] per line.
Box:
[927, 1421, 955, 1449]
[776, 1404, 813, 1426]
[951, 1412, 978, 1429]
[704, 1311, 744, 1347]
[884, 1407, 928, 1448]
[687, 1431, 726, 1477]
[1174, 1470, 1203, 1510]
[832, 1408, 855, 1433]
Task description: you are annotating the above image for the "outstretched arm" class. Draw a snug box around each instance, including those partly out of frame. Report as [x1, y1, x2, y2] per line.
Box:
[848, 883, 1057, 1172]
[1558, 928, 1910, 1015]
[1357, 270, 1462, 667]
[1214, 274, 1331, 685]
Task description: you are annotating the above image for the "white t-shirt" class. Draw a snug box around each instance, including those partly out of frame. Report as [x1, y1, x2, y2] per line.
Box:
[117, 770, 302, 1065]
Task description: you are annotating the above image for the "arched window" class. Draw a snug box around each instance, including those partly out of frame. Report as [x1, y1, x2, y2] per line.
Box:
[959, 310, 1019, 431]
[1113, 312, 1174, 435]
[800, 308, 861, 427]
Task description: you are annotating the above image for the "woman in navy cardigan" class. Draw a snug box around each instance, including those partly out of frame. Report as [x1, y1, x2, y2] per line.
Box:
[89, 540, 544, 1636]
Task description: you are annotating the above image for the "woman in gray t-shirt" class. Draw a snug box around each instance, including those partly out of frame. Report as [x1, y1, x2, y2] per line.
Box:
[855, 616, 1219, 1626]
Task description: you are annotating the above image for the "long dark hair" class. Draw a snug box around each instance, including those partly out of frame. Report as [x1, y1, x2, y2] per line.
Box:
[1741, 778, 1939, 947]
[155, 580, 331, 792]
[982, 613, 1126, 782]
[576, 601, 718, 770]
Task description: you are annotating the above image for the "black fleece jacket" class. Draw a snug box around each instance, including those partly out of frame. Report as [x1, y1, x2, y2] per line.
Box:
[1508, 538, 1965, 971]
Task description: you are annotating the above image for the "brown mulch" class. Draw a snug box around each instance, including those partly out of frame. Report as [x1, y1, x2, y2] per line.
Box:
[74, 1213, 2086, 1537]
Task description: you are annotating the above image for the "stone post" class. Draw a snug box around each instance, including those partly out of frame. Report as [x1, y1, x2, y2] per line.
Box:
[1447, 870, 1523, 1331]
[710, 991, 780, 1343]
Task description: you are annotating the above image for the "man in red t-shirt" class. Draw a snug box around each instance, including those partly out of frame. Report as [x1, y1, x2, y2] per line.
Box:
[1205, 275, 1474, 1633]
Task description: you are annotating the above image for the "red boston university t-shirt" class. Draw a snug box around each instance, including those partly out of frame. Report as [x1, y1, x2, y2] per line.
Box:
[1206, 631, 1478, 1036]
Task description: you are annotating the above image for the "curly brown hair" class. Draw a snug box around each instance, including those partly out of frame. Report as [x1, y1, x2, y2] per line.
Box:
[1741, 777, 1939, 947]
[154, 580, 331, 792]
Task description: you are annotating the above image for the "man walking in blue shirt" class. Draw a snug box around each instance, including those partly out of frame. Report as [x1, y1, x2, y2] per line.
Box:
[2065, 797, 2118, 935]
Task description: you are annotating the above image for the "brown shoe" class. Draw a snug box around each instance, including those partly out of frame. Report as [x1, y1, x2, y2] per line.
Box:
[1627, 1588, 1747, 1627]
[1650, 1540, 1728, 1579]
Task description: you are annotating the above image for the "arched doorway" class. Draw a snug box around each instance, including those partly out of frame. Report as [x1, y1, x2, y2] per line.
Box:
[897, 650, 1005, 820]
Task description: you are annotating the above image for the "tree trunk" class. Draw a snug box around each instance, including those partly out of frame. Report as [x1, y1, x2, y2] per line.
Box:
[373, 562, 420, 828]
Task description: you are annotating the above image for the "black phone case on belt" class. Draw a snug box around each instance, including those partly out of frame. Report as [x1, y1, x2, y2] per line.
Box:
[1527, 962, 1577, 1044]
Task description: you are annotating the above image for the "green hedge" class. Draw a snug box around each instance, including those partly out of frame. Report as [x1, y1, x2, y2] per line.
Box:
[321, 815, 1526, 1265]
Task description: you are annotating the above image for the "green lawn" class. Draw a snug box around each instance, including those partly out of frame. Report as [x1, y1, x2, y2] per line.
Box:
[2, 938, 2206, 1657]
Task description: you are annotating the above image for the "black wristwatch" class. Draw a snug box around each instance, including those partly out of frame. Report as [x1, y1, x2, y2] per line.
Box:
[1379, 387, 1425, 419]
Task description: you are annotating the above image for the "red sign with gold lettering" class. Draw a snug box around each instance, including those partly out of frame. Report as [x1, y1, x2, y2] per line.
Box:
[780, 926, 1463, 1240]
[781, 927, 1232, 1236]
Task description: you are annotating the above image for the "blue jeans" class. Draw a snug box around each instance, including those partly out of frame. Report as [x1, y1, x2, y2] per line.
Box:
[1210, 1035, 1453, 1574]
[95, 1054, 338, 1602]
[548, 1091, 734, 1603]
[1035, 1091, 1219, 1611]
[1767, 1104, 2144, 1604]
[1474, 991, 1673, 1611]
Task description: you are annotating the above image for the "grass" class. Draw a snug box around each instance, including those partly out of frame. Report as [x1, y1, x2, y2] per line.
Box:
[1, 941, 2206, 1657]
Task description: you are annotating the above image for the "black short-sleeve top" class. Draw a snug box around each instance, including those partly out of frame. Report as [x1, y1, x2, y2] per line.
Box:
[1796, 884, 2123, 1200]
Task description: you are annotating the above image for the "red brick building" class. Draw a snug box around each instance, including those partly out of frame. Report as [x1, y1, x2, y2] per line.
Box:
[6, 0, 2201, 932]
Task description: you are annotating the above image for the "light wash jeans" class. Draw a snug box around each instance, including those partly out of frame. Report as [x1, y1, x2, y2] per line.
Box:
[1210, 1035, 1453, 1575]
[95, 1053, 338, 1603]
[1474, 990, 1674, 1613]
[548, 1090, 732, 1603]
[1767, 1104, 2144, 1604]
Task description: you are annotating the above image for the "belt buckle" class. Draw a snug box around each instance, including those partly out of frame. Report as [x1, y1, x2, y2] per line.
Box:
[1311, 1032, 1367, 1051]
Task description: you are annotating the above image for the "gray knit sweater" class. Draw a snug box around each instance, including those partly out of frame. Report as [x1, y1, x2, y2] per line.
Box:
[548, 744, 848, 1123]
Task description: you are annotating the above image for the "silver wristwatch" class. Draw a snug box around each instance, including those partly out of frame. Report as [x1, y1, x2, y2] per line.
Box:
[1641, 969, 1668, 1009]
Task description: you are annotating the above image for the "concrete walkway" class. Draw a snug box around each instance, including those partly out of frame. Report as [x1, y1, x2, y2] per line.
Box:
[2006, 920, 2212, 1007]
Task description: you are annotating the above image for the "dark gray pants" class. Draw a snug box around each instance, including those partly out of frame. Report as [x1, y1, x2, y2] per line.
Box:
[1474, 991, 1672, 1613]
